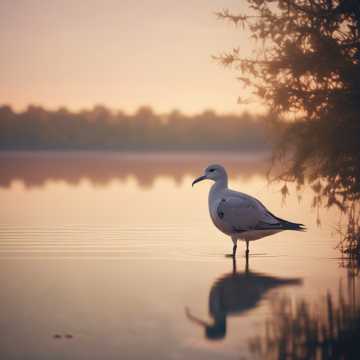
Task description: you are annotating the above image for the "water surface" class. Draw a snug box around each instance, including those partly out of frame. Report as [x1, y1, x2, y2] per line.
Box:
[0, 152, 358, 359]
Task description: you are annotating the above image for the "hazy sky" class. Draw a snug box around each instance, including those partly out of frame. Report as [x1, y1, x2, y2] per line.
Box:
[1, 0, 257, 114]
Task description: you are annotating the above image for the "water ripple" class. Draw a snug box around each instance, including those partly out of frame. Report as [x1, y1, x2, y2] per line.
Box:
[0, 224, 217, 260]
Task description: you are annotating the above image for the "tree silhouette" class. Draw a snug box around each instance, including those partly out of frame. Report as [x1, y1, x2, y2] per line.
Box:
[216, 0, 360, 199]
[216, 0, 360, 256]
[0, 104, 271, 152]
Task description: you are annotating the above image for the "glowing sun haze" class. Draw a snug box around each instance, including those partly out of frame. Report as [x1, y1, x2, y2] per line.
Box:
[1, 0, 257, 114]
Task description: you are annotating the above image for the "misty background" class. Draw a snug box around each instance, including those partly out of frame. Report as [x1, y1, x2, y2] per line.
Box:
[0, 105, 273, 151]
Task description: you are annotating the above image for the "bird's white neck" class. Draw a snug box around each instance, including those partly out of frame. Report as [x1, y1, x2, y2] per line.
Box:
[210, 177, 228, 195]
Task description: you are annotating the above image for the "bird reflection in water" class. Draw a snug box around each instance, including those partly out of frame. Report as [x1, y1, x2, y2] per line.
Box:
[186, 257, 302, 340]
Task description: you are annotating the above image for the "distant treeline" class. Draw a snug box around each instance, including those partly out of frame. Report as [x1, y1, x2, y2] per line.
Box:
[0, 105, 272, 151]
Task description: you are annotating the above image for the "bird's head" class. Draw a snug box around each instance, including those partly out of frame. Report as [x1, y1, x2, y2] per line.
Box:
[185, 307, 226, 341]
[192, 164, 227, 186]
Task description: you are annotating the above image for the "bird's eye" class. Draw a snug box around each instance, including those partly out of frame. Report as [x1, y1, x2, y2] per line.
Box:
[209, 169, 215, 172]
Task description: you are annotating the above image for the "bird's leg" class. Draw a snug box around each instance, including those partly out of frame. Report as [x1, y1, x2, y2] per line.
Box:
[245, 240, 249, 258]
[233, 244, 237, 257]
[232, 237, 237, 258]
[245, 253, 249, 273]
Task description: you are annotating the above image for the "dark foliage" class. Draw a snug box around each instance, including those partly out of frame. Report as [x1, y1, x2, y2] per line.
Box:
[216, 0, 360, 256]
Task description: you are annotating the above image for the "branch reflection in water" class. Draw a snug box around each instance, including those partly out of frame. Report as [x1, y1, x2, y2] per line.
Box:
[185, 256, 302, 340]
[249, 274, 360, 360]
[0, 151, 269, 190]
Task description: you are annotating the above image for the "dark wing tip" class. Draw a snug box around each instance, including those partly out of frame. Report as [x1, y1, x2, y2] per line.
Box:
[289, 223, 306, 231]
[281, 221, 307, 231]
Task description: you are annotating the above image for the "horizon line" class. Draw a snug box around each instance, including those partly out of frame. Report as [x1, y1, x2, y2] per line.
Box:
[1, 102, 267, 117]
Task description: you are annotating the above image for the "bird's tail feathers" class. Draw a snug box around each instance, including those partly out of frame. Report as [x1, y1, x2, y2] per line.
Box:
[280, 220, 306, 231]
[266, 211, 306, 231]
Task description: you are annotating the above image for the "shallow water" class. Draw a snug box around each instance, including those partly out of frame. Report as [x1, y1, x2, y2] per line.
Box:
[0, 152, 358, 359]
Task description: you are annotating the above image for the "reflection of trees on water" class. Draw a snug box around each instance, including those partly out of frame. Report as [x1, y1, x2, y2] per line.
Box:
[0, 152, 269, 189]
[249, 276, 360, 360]
[338, 202, 360, 271]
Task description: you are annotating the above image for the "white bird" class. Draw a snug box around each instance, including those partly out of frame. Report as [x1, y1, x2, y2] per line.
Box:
[192, 164, 305, 257]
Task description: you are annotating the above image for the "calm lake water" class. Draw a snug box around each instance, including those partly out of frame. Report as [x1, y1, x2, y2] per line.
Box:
[0, 152, 359, 359]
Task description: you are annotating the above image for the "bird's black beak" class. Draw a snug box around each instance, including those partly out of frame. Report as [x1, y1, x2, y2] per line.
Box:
[192, 175, 207, 187]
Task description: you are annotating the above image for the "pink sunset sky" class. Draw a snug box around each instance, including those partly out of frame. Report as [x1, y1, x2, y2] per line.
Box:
[1, 0, 261, 114]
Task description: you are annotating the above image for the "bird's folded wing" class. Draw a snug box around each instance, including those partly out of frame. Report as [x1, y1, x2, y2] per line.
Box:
[217, 196, 279, 231]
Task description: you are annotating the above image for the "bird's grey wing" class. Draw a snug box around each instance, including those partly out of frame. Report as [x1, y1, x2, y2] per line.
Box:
[235, 193, 305, 230]
[216, 196, 280, 232]
[216, 197, 262, 231]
